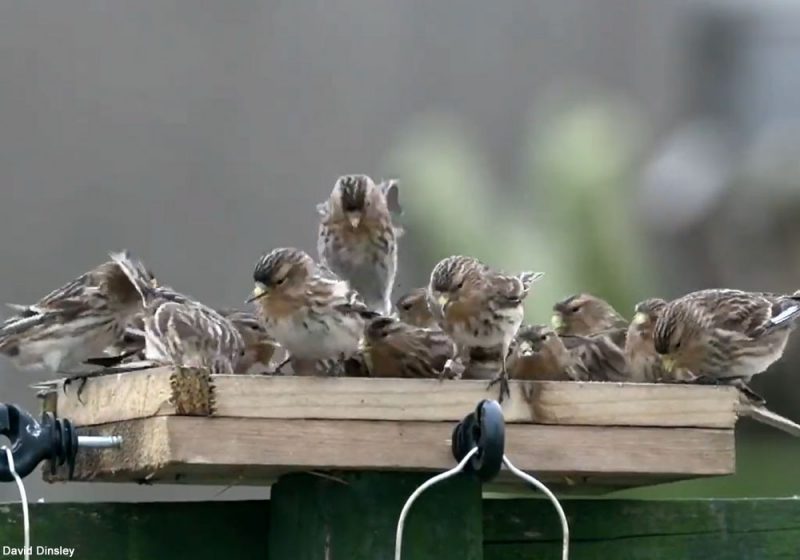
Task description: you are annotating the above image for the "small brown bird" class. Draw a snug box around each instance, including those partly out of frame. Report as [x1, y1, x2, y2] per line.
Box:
[427, 255, 544, 402]
[220, 309, 281, 373]
[551, 293, 627, 345]
[361, 316, 457, 378]
[0, 253, 147, 374]
[624, 298, 693, 383]
[653, 288, 800, 392]
[317, 174, 403, 314]
[508, 325, 586, 381]
[395, 288, 437, 329]
[112, 252, 246, 373]
[248, 248, 378, 373]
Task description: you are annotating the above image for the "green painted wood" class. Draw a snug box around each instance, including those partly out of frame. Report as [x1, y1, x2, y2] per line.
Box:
[483, 498, 800, 560]
[0, 501, 269, 560]
[268, 472, 483, 560]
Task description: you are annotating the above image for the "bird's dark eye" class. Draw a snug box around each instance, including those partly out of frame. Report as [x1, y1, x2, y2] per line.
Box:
[276, 276, 286, 286]
[399, 302, 412, 311]
[674, 341, 682, 350]
[454, 280, 464, 290]
[570, 305, 581, 314]
[249, 324, 260, 331]
[539, 335, 547, 341]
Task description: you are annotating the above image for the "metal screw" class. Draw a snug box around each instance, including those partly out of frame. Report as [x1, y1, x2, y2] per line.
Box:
[77, 435, 123, 449]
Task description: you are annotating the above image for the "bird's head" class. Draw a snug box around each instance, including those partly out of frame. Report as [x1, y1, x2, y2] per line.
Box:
[628, 298, 667, 337]
[653, 302, 711, 372]
[551, 293, 622, 336]
[248, 248, 314, 304]
[395, 288, 436, 328]
[515, 324, 559, 357]
[327, 174, 380, 229]
[364, 315, 402, 343]
[427, 256, 483, 315]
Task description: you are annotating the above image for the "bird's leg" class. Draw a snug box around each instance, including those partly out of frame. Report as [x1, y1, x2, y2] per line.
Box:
[487, 349, 511, 403]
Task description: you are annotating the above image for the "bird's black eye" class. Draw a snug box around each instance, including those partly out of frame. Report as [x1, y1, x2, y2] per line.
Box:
[249, 324, 260, 331]
[674, 340, 682, 350]
[454, 280, 464, 290]
[570, 305, 581, 314]
[539, 335, 547, 341]
[276, 276, 286, 286]
[399, 302, 412, 311]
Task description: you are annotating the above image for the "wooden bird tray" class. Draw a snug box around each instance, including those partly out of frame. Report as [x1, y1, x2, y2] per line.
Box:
[41, 368, 740, 490]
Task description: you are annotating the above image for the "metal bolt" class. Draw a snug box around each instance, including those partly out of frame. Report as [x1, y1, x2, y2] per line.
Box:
[77, 435, 123, 449]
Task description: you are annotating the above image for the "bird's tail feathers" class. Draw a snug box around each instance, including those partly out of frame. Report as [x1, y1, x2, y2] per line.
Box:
[770, 298, 800, 327]
[109, 250, 154, 304]
[519, 271, 545, 292]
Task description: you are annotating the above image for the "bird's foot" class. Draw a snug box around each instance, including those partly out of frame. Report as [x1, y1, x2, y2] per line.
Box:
[487, 372, 510, 404]
[61, 374, 89, 403]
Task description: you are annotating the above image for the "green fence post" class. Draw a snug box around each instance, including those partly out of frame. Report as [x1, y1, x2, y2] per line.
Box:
[268, 471, 483, 560]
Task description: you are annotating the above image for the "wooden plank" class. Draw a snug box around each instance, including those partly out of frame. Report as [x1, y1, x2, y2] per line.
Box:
[46, 416, 734, 486]
[207, 376, 739, 428]
[55, 366, 212, 426]
[0, 501, 269, 560]
[483, 498, 800, 559]
[269, 472, 482, 559]
[53, 368, 739, 428]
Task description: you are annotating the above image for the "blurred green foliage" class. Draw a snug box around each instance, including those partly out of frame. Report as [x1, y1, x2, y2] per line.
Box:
[386, 100, 655, 325]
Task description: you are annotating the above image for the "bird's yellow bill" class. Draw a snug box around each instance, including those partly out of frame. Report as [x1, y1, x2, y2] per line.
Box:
[246, 283, 268, 303]
[661, 356, 675, 372]
[632, 312, 648, 325]
[437, 294, 449, 307]
[347, 213, 362, 229]
[518, 341, 534, 358]
[550, 313, 564, 330]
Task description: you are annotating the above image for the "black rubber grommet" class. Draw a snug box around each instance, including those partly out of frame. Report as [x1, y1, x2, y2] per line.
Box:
[451, 399, 505, 482]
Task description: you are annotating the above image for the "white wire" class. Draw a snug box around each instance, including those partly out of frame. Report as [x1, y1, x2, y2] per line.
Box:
[3, 446, 30, 560]
[394, 446, 479, 560]
[502, 455, 569, 560]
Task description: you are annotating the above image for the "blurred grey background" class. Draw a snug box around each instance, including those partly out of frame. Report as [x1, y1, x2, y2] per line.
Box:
[2, 0, 800, 503]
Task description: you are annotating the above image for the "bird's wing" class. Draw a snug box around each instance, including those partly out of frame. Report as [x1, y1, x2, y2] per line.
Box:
[149, 299, 244, 372]
[378, 179, 402, 215]
[563, 334, 628, 381]
[696, 291, 780, 337]
[488, 271, 543, 307]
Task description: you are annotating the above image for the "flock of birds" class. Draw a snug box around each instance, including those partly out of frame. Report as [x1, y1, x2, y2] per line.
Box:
[2, 173, 800, 405]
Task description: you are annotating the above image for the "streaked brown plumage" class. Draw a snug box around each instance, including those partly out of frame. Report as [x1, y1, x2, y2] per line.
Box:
[395, 288, 437, 329]
[361, 316, 457, 378]
[317, 175, 403, 314]
[112, 252, 246, 373]
[552, 293, 627, 345]
[249, 248, 378, 371]
[508, 325, 586, 381]
[624, 298, 692, 383]
[0, 253, 146, 373]
[653, 288, 800, 389]
[427, 255, 544, 402]
[561, 332, 628, 382]
[220, 309, 281, 373]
